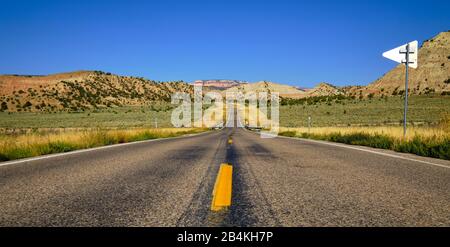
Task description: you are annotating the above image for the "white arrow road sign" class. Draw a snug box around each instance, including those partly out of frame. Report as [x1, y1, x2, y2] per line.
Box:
[383, 40, 418, 68]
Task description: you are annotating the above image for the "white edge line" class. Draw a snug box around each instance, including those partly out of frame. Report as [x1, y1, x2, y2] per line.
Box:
[276, 134, 450, 169]
[0, 129, 218, 167]
[241, 129, 450, 170]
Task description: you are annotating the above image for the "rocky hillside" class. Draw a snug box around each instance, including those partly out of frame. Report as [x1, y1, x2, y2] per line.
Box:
[348, 31, 450, 97]
[297, 82, 344, 98]
[298, 31, 450, 99]
[193, 79, 246, 90]
[1, 32, 447, 113]
[0, 71, 192, 112]
[223, 81, 305, 98]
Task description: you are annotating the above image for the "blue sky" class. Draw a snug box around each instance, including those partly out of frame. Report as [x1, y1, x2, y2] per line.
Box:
[1, 0, 449, 87]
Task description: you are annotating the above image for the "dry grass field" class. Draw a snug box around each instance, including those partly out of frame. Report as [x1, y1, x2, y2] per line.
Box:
[280, 95, 450, 127]
[0, 128, 207, 161]
[280, 126, 449, 142]
[0, 95, 448, 160]
[279, 117, 450, 160]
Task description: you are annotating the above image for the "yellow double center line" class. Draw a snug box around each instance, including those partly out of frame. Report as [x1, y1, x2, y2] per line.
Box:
[211, 163, 233, 211]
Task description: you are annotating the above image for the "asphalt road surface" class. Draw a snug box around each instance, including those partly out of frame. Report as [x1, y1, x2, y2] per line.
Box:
[1, 127, 449, 226]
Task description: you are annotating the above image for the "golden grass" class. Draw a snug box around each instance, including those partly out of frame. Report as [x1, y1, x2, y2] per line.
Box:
[280, 126, 449, 142]
[279, 124, 450, 160]
[0, 128, 208, 161]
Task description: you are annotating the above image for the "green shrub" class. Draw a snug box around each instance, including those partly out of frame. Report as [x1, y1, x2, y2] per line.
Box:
[284, 131, 448, 160]
[0, 102, 7, 111]
[48, 142, 77, 153]
[395, 136, 450, 160]
[0, 153, 9, 161]
[3, 147, 34, 160]
[279, 131, 297, 137]
[22, 101, 32, 108]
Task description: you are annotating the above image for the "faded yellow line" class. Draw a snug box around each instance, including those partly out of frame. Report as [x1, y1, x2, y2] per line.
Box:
[211, 163, 233, 211]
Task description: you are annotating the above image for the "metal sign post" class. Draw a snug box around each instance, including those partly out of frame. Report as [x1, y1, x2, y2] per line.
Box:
[401, 44, 410, 137]
[383, 40, 418, 137]
[308, 116, 311, 134]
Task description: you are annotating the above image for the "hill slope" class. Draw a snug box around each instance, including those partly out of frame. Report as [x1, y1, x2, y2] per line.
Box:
[297, 82, 344, 98]
[223, 81, 305, 98]
[1, 32, 448, 112]
[0, 71, 192, 112]
[193, 79, 246, 90]
[348, 31, 450, 97]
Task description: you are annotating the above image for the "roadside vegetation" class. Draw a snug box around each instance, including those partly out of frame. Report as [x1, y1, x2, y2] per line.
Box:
[1, 94, 448, 161]
[0, 128, 208, 161]
[0, 105, 175, 129]
[278, 95, 450, 159]
[279, 116, 450, 160]
[280, 95, 450, 127]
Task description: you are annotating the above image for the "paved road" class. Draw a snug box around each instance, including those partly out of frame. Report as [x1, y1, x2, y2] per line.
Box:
[0, 128, 449, 226]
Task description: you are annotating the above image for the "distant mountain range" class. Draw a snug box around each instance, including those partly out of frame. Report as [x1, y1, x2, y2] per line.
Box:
[1, 31, 448, 112]
[196, 31, 450, 98]
[222, 81, 305, 97]
[193, 79, 247, 89]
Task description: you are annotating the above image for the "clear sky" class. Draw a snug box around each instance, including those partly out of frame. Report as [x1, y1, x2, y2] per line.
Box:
[1, 0, 449, 87]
